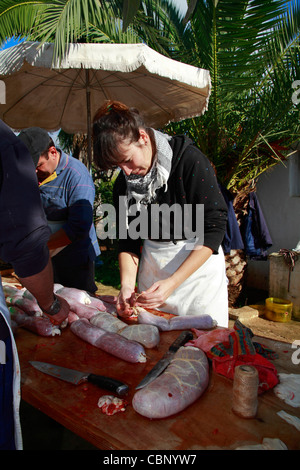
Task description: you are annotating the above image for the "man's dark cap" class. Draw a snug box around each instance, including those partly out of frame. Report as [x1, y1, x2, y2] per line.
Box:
[18, 127, 52, 167]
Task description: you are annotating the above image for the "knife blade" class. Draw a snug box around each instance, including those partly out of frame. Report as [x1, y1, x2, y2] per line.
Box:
[135, 330, 193, 390]
[29, 361, 129, 396]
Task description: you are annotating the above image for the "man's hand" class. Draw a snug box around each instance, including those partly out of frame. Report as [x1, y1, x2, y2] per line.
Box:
[42, 295, 70, 326]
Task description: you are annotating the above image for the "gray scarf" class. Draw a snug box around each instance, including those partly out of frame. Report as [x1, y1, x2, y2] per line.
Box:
[124, 129, 172, 209]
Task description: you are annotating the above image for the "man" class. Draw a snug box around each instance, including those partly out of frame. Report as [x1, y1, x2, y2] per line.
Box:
[0, 120, 69, 449]
[18, 127, 100, 294]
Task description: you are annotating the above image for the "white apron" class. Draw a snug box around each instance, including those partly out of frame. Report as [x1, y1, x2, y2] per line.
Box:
[138, 239, 229, 328]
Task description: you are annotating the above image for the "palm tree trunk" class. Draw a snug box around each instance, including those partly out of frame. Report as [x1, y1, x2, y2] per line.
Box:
[225, 188, 250, 307]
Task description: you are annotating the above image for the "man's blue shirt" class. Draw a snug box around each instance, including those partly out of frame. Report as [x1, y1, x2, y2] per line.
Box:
[39, 150, 100, 266]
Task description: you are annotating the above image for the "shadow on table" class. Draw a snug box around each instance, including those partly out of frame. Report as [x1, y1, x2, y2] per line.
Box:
[20, 401, 98, 450]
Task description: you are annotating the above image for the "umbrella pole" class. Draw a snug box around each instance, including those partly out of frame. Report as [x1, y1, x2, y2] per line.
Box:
[86, 69, 92, 171]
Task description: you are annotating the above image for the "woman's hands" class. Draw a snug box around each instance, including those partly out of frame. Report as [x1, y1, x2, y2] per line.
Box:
[117, 278, 176, 316]
[116, 286, 136, 318]
[135, 277, 177, 310]
[117, 251, 139, 318]
[116, 245, 213, 316]
[133, 245, 213, 311]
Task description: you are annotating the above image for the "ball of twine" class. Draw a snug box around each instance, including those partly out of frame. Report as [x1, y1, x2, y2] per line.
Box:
[232, 365, 259, 418]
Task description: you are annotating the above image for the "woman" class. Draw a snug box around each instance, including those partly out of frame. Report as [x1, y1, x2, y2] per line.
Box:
[93, 101, 229, 327]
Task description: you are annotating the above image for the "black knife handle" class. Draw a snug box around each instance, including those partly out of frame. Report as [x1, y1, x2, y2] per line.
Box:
[168, 330, 193, 353]
[87, 374, 129, 396]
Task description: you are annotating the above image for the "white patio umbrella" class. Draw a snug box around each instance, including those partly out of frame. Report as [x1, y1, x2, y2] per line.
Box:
[0, 41, 211, 166]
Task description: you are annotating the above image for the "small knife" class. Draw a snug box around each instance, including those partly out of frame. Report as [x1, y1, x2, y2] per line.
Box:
[135, 330, 193, 390]
[29, 361, 129, 396]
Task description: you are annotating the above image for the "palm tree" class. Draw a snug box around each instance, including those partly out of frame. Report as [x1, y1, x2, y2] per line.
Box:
[0, 0, 181, 60]
[1, 0, 298, 182]
[163, 0, 299, 185]
[0, 1, 138, 60]
[158, 0, 300, 305]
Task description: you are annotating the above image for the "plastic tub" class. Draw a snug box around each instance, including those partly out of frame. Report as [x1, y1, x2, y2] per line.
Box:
[265, 297, 293, 322]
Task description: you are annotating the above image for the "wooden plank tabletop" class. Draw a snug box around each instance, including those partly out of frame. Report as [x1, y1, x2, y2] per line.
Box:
[15, 323, 300, 451]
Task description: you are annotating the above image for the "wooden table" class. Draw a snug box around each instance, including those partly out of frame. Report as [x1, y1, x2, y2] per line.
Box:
[15, 324, 300, 451]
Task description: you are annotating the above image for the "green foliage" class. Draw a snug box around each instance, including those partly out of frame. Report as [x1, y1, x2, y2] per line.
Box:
[164, 0, 300, 191]
[0, 0, 299, 193]
[95, 249, 120, 289]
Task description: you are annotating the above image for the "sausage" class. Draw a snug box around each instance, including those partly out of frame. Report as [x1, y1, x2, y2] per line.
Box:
[70, 318, 105, 345]
[97, 295, 118, 304]
[137, 309, 170, 331]
[90, 312, 160, 348]
[90, 312, 126, 333]
[137, 309, 216, 331]
[169, 314, 216, 330]
[85, 294, 108, 311]
[119, 325, 160, 349]
[55, 286, 106, 311]
[2, 284, 24, 297]
[70, 319, 147, 363]
[6, 295, 43, 316]
[9, 306, 61, 337]
[68, 311, 79, 324]
[55, 286, 116, 315]
[65, 301, 99, 320]
[132, 346, 209, 418]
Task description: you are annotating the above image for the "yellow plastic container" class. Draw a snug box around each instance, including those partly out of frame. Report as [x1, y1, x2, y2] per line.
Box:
[265, 297, 293, 322]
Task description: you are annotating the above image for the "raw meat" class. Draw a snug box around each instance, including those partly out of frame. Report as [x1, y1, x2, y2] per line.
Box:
[97, 295, 118, 304]
[2, 284, 24, 297]
[9, 306, 61, 336]
[68, 311, 79, 323]
[119, 325, 160, 349]
[137, 309, 216, 331]
[55, 286, 106, 311]
[132, 346, 209, 419]
[185, 327, 234, 352]
[70, 318, 105, 345]
[64, 301, 99, 320]
[99, 301, 118, 315]
[169, 314, 216, 330]
[54, 285, 91, 304]
[86, 294, 108, 311]
[90, 312, 126, 333]
[55, 286, 118, 318]
[21, 289, 36, 301]
[136, 308, 170, 331]
[70, 319, 147, 363]
[90, 312, 160, 348]
[97, 395, 128, 415]
[6, 295, 43, 316]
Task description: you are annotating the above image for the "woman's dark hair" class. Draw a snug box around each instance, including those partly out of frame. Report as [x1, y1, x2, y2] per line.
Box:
[92, 100, 147, 170]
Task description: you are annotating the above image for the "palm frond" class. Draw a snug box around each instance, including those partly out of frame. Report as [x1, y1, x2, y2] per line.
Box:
[0, 0, 48, 43]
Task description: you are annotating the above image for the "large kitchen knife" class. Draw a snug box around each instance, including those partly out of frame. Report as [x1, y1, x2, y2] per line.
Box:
[135, 330, 193, 390]
[29, 361, 129, 396]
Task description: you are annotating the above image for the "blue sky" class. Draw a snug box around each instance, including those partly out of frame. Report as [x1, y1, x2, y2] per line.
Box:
[0, 36, 24, 50]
